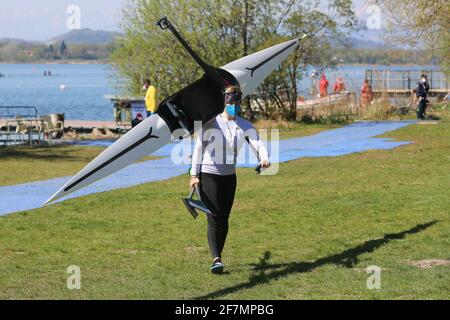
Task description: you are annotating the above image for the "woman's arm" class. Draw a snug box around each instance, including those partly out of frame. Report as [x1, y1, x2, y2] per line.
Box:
[191, 131, 204, 177]
[245, 126, 270, 167]
[189, 131, 204, 188]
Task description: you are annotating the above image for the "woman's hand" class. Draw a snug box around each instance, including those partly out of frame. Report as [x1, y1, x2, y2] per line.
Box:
[260, 160, 271, 169]
[189, 176, 200, 189]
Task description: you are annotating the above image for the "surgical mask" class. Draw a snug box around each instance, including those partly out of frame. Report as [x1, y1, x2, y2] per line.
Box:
[421, 79, 427, 83]
[226, 104, 241, 118]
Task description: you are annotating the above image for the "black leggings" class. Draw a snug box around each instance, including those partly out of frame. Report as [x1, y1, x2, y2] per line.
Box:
[417, 98, 427, 120]
[200, 172, 237, 259]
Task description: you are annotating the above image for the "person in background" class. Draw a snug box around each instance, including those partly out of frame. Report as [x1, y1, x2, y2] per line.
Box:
[416, 74, 430, 120]
[333, 77, 346, 94]
[114, 100, 123, 123]
[131, 112, 144, 128]
[310, 71, 319, 98]
[319, 73, 329, 98]
[144, 79, 157, 117]
[361, 79, 374, 109]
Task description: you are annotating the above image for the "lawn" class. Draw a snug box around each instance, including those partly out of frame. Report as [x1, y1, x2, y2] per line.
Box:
[0, 146, 107, 186]
[0, 145, 159, 187]
[254, 121, 342, 140]
[0, 111, 449, 299]
[0, 123, 335, 186]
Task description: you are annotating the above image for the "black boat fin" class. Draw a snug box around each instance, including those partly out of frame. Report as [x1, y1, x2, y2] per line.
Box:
[157, 17, 223, 86]
[182, 185, 214, 218]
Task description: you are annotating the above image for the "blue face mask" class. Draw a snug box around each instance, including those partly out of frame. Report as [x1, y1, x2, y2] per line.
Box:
[226, 104, 241, 118]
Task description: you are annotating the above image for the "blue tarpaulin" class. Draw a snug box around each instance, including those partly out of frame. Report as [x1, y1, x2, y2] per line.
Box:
[0, 121, 414, 216]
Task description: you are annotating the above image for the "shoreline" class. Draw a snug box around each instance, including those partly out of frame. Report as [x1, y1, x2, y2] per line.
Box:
[0, 60, 110, 65]
[336, 63, 440, 68]
[1, 61, 440, 68]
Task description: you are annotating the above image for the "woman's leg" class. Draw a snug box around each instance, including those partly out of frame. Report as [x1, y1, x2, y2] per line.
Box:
[216, 174, 237, 256]
[200, 173, 222, 259]
[200, 173, 237, 259]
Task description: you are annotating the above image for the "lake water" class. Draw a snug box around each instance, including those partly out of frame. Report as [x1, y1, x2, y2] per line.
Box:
[0, 63, 438, 121]
[0, 64, 117, 121]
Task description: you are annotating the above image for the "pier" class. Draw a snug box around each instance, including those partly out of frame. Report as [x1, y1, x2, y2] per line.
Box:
[0, 105, 125, 147]
[366, 69, 449, 98]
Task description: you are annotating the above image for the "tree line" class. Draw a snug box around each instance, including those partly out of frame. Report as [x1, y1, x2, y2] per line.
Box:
[380, 0, 449, 69]
[0, 41, 113, 62]
[111, 0, 357, 121]
[110, 0, 446, 121]
[335, 48, 439, 66]
[1, 39, 437, 67]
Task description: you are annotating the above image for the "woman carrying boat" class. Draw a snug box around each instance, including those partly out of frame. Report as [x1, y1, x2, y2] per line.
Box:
[189, 86, 271, 274]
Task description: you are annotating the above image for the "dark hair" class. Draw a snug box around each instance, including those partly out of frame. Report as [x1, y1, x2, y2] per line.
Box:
[144, 79, 151, 85]
[421, 74, 427, 79]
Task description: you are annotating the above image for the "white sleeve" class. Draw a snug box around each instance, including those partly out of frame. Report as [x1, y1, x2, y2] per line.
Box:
[191, 131, 204, 176]
[246, 125, 269, 162]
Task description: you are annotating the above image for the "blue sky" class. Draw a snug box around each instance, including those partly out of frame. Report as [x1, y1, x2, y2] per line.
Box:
[0, 0, 124, 41]
[1, 0, 372, 41]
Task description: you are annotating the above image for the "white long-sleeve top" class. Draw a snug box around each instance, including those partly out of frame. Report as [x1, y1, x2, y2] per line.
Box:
[191, 115, 269, 176]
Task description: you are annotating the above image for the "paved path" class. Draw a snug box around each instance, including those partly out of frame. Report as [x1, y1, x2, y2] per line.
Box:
[0, 121, 415, 216]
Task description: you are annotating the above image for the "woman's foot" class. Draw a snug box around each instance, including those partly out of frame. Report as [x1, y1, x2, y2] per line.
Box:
[210, 257, 224, 274]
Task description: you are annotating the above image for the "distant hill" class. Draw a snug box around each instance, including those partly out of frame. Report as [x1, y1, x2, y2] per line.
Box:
[330, 36, 385, 50]
[349, 25, 412, 50]
[350, 37, 385, 49]
[0, 38, 41, 45]
[47, 28, 121, 45]
[349, 26, 387, 49]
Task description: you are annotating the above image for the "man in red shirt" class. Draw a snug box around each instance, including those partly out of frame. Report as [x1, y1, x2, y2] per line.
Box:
[333, 77, 346, 94]
[319, 73, 329, 98]
[361, 79, 374, 108]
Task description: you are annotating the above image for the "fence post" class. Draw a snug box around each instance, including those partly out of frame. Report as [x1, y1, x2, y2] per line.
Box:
[429, 70, 433, 90]
[407, 71, 411, 90]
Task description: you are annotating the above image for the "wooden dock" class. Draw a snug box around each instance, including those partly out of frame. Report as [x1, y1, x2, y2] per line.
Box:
[296, 92, 358, 121]
[64, 120, 119, 130]
[373, 89, 448, 94]
[0, 119, 122, 130]
[366, 69, 449, 98]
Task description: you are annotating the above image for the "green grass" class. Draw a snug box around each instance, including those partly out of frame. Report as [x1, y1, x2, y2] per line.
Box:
[0, 112, 449, 299]
[0, 146, 158, 186]
[0, 146, 106, 186]
[0, 124, 333, 187]
[277, 123, 342, 140]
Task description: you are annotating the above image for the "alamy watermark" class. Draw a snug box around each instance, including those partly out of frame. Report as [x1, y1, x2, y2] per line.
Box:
[66, 5, 82, 31]
[366, 265, 381, 290]
[365, 4, 382, 30]
[67, 265, 81, 290]
[170, 121, 280, 175]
